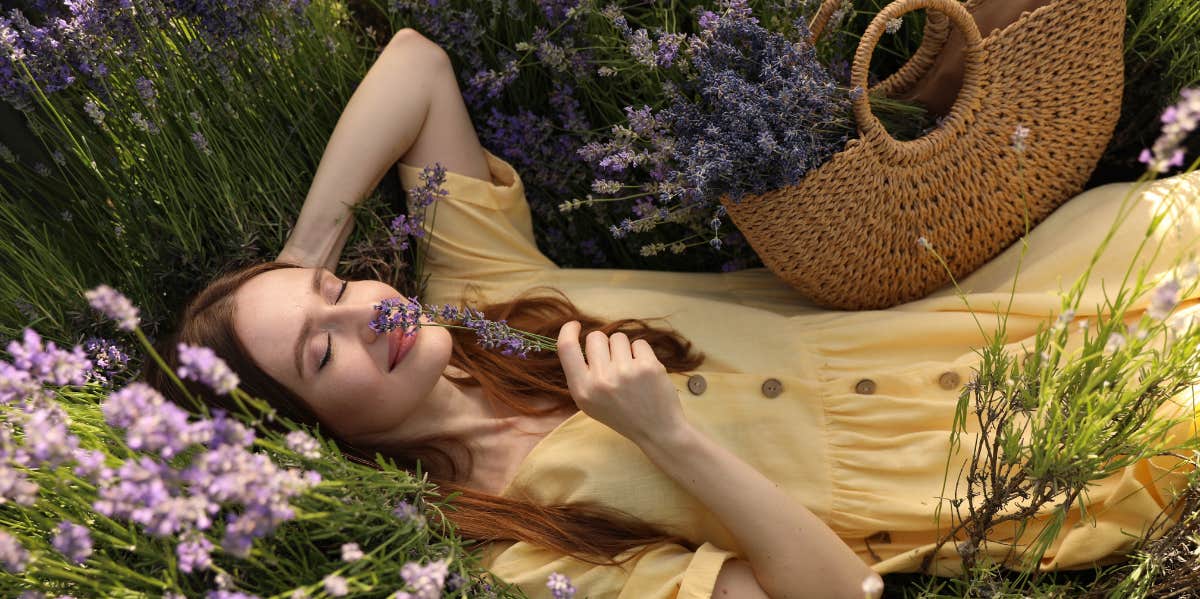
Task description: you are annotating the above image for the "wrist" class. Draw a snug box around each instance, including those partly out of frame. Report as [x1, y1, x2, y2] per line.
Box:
[636, 420, 697, 463]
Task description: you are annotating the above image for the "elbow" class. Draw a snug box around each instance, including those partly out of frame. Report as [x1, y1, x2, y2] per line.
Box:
[859, 572, 885, 599]
[388, 28, 451, 67]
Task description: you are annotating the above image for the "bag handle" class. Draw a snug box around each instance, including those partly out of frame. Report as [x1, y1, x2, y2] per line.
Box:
[809, 0, 957, 99]
[847, 0, 984, 164]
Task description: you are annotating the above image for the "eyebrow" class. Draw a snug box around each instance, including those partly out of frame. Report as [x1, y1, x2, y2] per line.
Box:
[293, 268, 323, 380]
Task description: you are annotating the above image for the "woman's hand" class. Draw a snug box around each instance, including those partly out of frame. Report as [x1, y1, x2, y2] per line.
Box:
[556, 321, 689, 447]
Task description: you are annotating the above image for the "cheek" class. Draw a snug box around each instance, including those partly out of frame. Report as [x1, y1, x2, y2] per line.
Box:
[312, 374, 386, 435]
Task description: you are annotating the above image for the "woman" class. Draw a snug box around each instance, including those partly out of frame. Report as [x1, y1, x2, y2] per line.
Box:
[144, 27, 1200, 599]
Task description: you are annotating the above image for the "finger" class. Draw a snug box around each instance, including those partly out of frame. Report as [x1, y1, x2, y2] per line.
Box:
[585, 329, 611, 375]
[609, 332, 632, 367]
[557, 321, 588, 389]
[631, 338, 657, 362]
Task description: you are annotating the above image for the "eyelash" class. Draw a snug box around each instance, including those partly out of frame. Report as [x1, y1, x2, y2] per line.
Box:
[318, 279, 349, 371]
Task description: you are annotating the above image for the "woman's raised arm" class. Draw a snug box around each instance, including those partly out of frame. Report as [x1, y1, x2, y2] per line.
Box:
[277, 29, 461, 270]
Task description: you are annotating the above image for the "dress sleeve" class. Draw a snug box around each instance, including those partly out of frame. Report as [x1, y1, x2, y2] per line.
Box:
[478, 540, 737, 599]
[395, 149, 558, 287]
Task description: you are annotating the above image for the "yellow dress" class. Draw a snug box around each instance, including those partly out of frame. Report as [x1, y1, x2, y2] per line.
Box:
[397, 150, 1200, 598]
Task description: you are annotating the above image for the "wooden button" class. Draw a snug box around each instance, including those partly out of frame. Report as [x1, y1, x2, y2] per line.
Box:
[855, 379, 876, 395]
[687, 374, 707, 395]
[760, 378, 783, 398]
[938, 371, 961, 390]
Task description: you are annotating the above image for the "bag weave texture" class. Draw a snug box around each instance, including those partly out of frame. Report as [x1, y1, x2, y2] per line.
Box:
[719, 0, 1125, 310]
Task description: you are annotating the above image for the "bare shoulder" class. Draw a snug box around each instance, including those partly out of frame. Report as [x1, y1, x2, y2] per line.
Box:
[713, 559, 771, 598]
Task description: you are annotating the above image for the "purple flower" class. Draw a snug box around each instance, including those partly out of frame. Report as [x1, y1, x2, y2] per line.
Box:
[323, 574, 350, 597]
[205, 592, 262, 599]
[83, 337, 131, 387]
[71, 448, 112, 482]
[191, 131, 212, 156]
[85, 285, 141, 331]
[176, 343, 239, 395]
[400, 558, 449, 598]
[547, 572, 577, 599]
[5, 328, 91, 387]
[0, 461, 40, 506]
[340, 542, 364, 562]
[392, 499, 427, 529]
[52, 520, 93, 564]
[372, 298, 547, 358]
[1140, 88, 1199, 173]
[285, 430, 321, 459]
[1, 360, 41, 406]
[0, 529, 29, 573]
[135, 76, 156, 103]
[83, 99, 105, 126]
[176, 531, 214, 573]
[1012, 124, 1030, 153]
[16, 398, 81, 469]
[1149, 278, 1181, 320]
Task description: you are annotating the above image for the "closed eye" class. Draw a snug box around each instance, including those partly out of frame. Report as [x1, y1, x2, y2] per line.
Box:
[318, 279, 349, 371]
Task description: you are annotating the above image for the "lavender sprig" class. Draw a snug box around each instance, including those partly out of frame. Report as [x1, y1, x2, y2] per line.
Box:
[1140, 87, 1200, 173]
[370, 297, 562, 359]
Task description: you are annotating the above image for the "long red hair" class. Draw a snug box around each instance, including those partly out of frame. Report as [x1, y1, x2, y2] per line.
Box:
[143, 261, 707, 566]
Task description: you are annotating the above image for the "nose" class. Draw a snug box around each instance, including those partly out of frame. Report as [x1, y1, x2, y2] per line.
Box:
[326, 299, 383, 347]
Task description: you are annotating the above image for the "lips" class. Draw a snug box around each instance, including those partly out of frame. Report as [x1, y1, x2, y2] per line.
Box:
[388, 326, 418, 372]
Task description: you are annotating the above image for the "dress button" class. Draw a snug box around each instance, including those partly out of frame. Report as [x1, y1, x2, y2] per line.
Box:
[687, 374, 707, 395]
[938, 371, 961, 390]
[760, 378, 783, 398]
[855, 379, 876, 395]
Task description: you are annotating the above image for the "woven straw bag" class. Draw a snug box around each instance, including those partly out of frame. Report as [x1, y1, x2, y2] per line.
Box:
[719, 0, 1125, 310]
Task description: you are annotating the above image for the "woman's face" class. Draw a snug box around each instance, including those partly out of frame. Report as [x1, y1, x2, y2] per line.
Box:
[231, 267, 451, 441]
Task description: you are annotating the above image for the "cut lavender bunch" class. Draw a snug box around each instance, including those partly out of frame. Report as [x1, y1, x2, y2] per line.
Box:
[370, 297, 560, 359]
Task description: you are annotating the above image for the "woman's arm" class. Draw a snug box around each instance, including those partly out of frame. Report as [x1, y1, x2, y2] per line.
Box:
[277, 28, 484, 270]
[639, 424, 883, 599]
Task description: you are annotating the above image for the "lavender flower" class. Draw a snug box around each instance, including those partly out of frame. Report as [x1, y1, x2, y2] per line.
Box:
[323, 574, 350, 597]
[1140, 88, 1200, 173]
[5, 328, 91, 387]
[0, 461, 40, 506]
[176, 343, 240, 395]
[285, 430, 322, 459]
[0, 529, 29, 573]
[83, 337, 131, 386]
[580, 1, 849, 251]
[341, 542, 364, 562]
[85, 285, 141, 331]
[191, 131, 212, 156]
[389, 162, 448, 250]
[83, 99, 105, 126]
[16, 398, 81, 469]
[547, 572, 577, 599]
[399, 558, 449, 599]
[52, 520, 93, 564]
[206, 591, 263, 599]
[135, 76, 156, 104]
[371, 298, 552, 359]
[392, 499, 427, 529]
[0, 361, 36, 407]
[1149, 278, 1181, 320]
[177, 531, 214, 573]
[71, 448, 112, 483]
[104, 382, 212, 459]
[1012, 124, 1030, 153]
[0, 144, 15, 164]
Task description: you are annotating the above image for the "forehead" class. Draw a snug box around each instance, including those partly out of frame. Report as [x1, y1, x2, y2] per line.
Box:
[232, 267, 315, 383]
